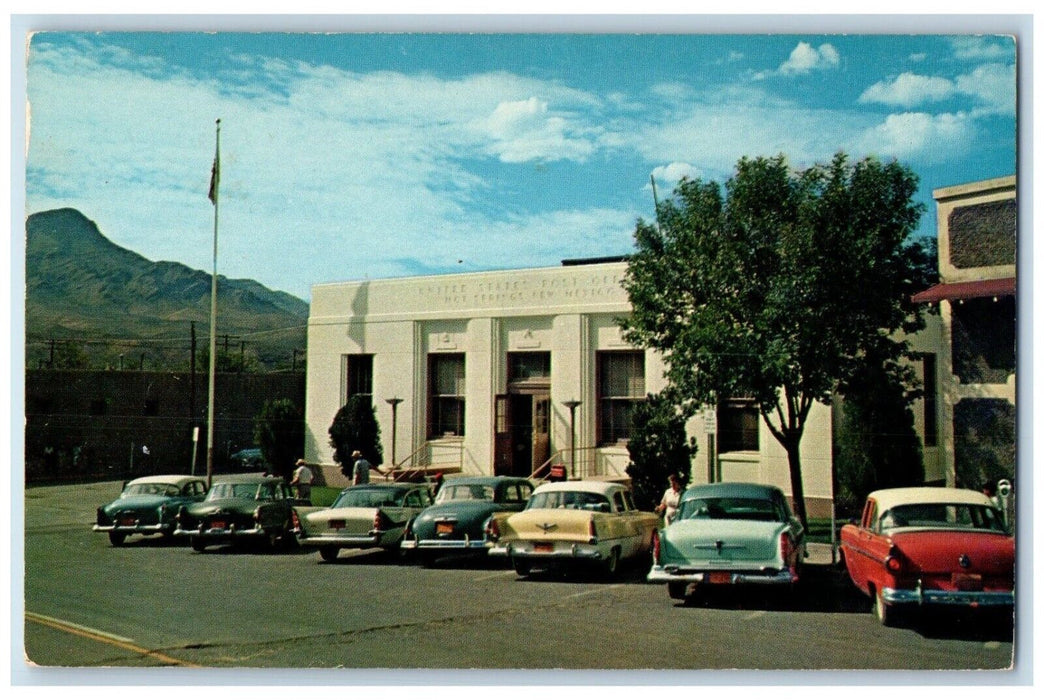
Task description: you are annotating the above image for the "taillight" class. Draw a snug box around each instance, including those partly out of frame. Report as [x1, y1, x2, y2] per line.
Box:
[485, 517, 500, 541]
[373, 510, 391, 532]
[588, 519, 598, 544]
[291, 510, 301, 530]
[780, 532, 798, 577]
[884, 544, 904, 574]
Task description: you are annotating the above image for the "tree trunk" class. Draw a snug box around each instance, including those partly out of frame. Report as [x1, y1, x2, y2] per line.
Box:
[785, 437, 809, 530]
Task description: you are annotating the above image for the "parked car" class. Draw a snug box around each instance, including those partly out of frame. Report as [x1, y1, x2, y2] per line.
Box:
[93, 474, 209, 546]
[228, 447, 265, 471]
[401, 476, 534, 565]
[839, 486, 1015, 626]
[295, 482, 434, 562]
[647, 482, 806, 602]
[486, 480, 659, 578]
[173, 474, 299, 552]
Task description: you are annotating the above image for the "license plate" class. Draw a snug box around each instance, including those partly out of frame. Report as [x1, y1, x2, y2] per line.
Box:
[953, 573, 983, 591]
[436, 522, 454, 535]
[534, 542, 554, 553]
[210, 520, 226, 530]
[707, 571, 732, 584]
[119, 516, 137, 526]
[329, 519, 346, 530]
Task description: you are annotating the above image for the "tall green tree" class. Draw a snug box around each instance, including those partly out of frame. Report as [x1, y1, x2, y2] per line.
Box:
[833, 352, 925, 518]
[328, 395, 384, 470]
[622, 153, 934, 527]
[625, 393, 697, 512]
[253, 398, 305, 480]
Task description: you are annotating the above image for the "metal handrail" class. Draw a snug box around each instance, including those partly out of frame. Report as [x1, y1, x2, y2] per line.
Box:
[530, 445, 601, 481]
[387, 437, 464, 482]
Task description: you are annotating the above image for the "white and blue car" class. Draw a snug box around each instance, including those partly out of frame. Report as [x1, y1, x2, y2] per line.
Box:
[648, 482, 806, 601]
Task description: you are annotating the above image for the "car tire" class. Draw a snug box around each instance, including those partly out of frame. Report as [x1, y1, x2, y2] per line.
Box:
[420, 552, 438, 568]
[319, 545, 340, 562]
[512, 557, 531, 577]
[667, 581, 688, 600]
[108, 532, 126, 547]
[190, 536, 206, 553]
[874, 587, 900, 627]
[602, 548, 620, 579]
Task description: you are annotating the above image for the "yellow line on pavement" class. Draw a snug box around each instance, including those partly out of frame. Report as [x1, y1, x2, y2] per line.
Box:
[25, 611, 200, 667]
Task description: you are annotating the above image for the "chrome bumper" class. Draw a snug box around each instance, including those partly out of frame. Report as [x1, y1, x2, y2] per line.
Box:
[173, 525, 266, 539]
[401, 536, 491, 551]
[883, 585, 1015, 608]
[93, 523, 169, 535]
[647, 564, 798, 586]
[298, 533, 383, 548]
[489, 542, 604, 561]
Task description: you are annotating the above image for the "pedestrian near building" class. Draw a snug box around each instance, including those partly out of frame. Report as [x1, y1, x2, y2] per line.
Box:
[655, 473, 683, 525]
[351, 450, 372, 485]
[291, 459, 313, 501]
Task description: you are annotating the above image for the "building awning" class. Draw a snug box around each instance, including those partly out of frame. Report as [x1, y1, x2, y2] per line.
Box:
[911, 277, 1016, 303]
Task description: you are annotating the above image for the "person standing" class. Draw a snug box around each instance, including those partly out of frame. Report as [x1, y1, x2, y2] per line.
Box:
[655, 473, 683, 525]
[351, 450, 372, 485]
[291, 459, 313, 500]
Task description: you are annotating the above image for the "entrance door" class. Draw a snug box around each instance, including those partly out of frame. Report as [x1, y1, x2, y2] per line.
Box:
[494, 393, 551, 477]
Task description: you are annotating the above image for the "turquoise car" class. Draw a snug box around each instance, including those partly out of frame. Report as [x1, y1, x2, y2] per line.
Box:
[647, 482, 806, 601]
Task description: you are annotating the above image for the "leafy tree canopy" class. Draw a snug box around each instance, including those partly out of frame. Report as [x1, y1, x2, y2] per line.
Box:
[253, 398, 305, 480]
[625, 393, 697, 512]
[328, 395, 384, 468]
[622, 153, 936, 525]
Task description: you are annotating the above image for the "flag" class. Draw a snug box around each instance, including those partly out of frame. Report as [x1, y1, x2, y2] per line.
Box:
[208, 150, 220, 205]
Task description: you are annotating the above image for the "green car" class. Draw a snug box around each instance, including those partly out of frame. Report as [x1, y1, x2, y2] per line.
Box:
[173, 474, 299, 552]
[647, 482, 806, 602]
[93, 474, 208, 546]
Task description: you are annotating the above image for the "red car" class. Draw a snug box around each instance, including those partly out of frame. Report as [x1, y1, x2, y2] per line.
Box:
[840, 487, 1014, 626]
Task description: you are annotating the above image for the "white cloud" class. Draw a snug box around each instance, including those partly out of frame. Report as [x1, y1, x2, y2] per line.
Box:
[650, 162, 700, 186]
[854, 112, 976, 164]
[950, 37, 1013, 62]
[858, 73, 956, 108]
[779, 42, 840, 75]
[478, 97, 598, 163]
[955, 63, 1016, 116]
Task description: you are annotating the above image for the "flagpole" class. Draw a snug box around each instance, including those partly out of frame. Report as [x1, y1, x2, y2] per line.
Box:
[206, 118, 221, 489]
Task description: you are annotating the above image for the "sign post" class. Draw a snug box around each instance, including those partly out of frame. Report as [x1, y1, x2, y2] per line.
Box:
[704, 408, 717, 483]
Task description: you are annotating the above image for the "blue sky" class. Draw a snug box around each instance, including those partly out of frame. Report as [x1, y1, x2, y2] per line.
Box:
[23, 29, 1018, 302]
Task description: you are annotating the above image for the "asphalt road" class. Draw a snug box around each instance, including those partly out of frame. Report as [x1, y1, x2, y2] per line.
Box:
[20, 480, 1017, 680]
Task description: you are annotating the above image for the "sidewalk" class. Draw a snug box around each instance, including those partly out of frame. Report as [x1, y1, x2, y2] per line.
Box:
[806, 542, 837, 566]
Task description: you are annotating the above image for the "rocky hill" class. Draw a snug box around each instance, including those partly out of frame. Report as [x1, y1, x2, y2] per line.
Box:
[25, 208, 309, 371]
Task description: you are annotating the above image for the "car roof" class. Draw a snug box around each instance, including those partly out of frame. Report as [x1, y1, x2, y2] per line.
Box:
[212, 473, 284, 484]
[680, 482, 782, 500]
[443, 476, 530, 487]
[532, 480, 627, 496]
[128, 474, 206, 486]
[345, 482, 420, 492]
[869, 487, 994, 513]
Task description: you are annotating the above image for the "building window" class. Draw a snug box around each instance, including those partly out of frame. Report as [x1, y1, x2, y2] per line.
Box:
[342, 354, 374, 404]
[508, 352, 551, 382]
[597, 351, 645, 445]
[717, 398, 760, 453]
[429, 354, 465, 437]
[922, 354, 938, 447]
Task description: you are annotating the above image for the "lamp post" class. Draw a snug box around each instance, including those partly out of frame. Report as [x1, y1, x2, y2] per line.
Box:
[386, 397, 403, 467]
[563, 399, 582, 479]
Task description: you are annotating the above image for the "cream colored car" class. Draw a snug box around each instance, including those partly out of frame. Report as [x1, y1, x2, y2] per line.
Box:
[486, 480, 659, 578]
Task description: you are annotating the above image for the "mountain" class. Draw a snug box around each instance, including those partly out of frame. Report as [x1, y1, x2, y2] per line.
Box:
[25, 208, 309, 371]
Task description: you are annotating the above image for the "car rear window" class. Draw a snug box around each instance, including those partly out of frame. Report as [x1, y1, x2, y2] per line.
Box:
[879, 503, 1007, 532]
[527, 490, 610, 512]
[677, 497, 782, 522]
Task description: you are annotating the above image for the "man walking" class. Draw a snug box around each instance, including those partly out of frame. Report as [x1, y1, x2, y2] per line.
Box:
[351, 450, 372, 485]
